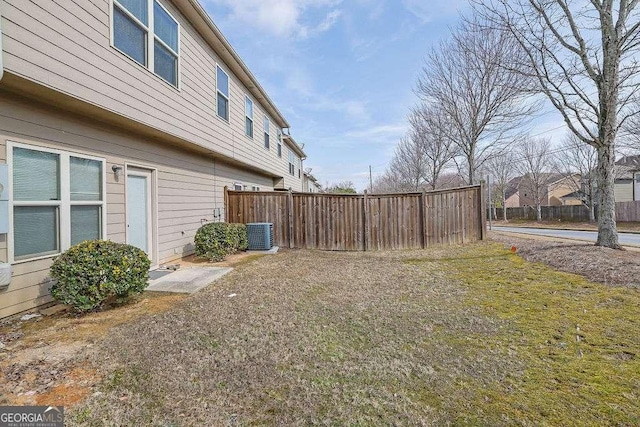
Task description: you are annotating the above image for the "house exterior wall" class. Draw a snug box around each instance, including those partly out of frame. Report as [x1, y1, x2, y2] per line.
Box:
[0, 0, 307, 318]
[504, 193, 519, 208]
[1, 0, 303, 185]
[516, 176, 579, 207]
[0, 91, 280, 318]
[548, 181, 578, 206]
[615, 179, 634, 202]
[515, 178, 545, 207]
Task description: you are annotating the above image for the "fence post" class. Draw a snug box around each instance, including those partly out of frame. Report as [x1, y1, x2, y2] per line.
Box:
[223, 186, 228, 223]
[479, 182, 487, 240]
[421, 189, 427, 249]
[288, 189, 295, 249]
[363, 190, 369, 251]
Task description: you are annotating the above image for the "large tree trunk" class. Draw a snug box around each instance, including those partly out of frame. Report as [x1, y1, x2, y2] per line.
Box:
[594, 10, 621, 248]
[467, 154, 475, 185]
[536, 203, 541, 222]
[596, 143, 620, 248]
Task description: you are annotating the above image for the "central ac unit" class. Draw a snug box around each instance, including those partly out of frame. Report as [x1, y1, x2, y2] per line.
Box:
[246, 223, 273, 250]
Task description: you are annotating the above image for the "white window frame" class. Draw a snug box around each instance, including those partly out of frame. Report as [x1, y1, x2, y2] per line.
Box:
[110, 0, 181, 89]
[264, 116, 270, 150]
[7, 141, 108, 264]
[233, 183, 243, 191]
[216, 64, 230, 122]
[245, 96, 254, 138]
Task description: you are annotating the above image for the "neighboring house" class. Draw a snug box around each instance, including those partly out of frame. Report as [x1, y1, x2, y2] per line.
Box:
[0, 0, 306, 318]
[504, 177, 522, 208]
[614, 156, 640, 202]
[506, 174, 581, 208]
[559, 191, 586, 206]
[303, 171, 322, 193]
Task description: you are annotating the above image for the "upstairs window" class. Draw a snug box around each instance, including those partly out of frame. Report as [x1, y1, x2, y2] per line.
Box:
[277, 129, 282, 157]
[245, 96, 254, 138]
[288, 150, 296, 176]
[112, 0, 180, 87]
[264, 116, 270, 149]
[216, 66, 230, 121]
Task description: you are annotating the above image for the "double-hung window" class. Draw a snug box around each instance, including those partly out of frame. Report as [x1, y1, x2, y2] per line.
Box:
[112, 0, 180, 87]
[216, 65, 230, 121]
[245, 97, 254, 138]
[264, 116, 270, 149]
[288, 150, 296, 176]
[10, 144, 106, 262]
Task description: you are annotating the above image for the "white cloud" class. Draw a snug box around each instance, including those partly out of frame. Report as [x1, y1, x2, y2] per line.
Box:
[402, 0, 468, 23]
[300, 9, 342, 37]
[206, 0, 343, 38]
[345, 123, 407, 140]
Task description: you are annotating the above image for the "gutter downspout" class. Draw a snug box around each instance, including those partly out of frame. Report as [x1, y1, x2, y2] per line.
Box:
[0, 0, 4, 82]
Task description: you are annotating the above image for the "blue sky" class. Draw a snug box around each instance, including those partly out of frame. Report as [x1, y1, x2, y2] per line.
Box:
[203, 0, 566, 190]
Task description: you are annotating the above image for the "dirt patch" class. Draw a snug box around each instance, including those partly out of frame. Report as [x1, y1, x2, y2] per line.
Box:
[0, 292, 186, 407]
[491, 232, 640, 288]
[165, 252, 267, 268]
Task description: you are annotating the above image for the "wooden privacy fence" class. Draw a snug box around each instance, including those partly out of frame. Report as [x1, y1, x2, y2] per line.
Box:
[497, 201, 640, 222]
[225, 185, 486, 251]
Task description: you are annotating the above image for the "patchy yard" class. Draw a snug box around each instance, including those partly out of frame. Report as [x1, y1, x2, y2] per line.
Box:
[492, 232, 640, 288]
[50, 243, 640, 426]
[493, 219, 640, 233]
[0, 293, 187, 407]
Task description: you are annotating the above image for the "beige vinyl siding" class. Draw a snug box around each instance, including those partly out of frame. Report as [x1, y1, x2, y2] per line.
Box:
[615, 180, 634, 202]
[1, 0, 294, 180]
[0, 92, 229, 318]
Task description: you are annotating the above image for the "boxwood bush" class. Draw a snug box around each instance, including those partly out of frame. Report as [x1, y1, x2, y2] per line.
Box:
[194, 223, 248, 262]
[50, 240, 150, 313]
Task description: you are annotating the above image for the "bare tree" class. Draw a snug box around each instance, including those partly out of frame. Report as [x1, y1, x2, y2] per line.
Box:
[515, 137, 552, 221]
[416, 18, 536, 185]
[554, 133, 598, 222]
[387, 134, 429, 191]
[408, 105, 457, 190]
[486, 151, 517, 221]
[325, 181, 357, 194]
[473, 0, 640, 248]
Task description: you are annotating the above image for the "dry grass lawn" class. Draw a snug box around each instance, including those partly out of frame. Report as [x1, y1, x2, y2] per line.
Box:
[64, 243, 639, 426]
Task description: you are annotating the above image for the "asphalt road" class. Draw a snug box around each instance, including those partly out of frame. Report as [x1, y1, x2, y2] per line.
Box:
[492, 226, 640, 247]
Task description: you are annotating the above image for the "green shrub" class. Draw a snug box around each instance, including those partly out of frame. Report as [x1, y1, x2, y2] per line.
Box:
[194, 222, 248, 261]
[50, 240, 150, 312]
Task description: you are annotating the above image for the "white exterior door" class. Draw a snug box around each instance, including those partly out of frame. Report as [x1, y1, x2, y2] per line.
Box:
[126, 168, 153, 260]
[635, 173, 640, 201]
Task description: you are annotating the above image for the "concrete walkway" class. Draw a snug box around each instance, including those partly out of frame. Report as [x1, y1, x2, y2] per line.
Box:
[493, 226, 640, 247]
[146, 267, 233, 294]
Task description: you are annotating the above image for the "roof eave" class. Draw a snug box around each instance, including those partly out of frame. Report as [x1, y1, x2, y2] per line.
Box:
[283, 134, 306, 158]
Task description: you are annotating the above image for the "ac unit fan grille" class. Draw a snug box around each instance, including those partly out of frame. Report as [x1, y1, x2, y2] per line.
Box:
[246, 223, 273, 250]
